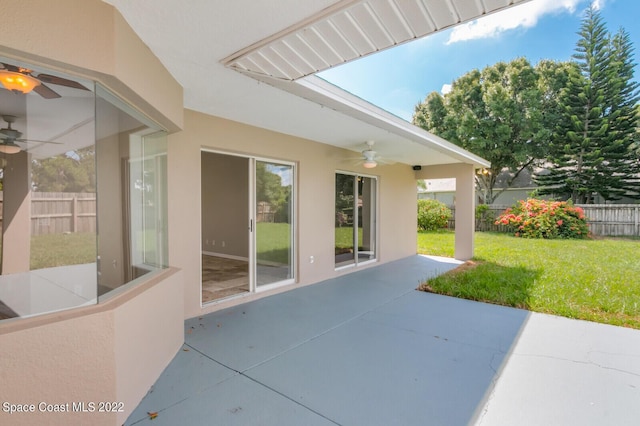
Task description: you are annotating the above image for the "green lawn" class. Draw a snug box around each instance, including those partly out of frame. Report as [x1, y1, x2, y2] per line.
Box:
[30, 232, 97, 270]
[256, 222, 291, 264]
[418, 230, 640, 329]
[335, 226, 363, 250]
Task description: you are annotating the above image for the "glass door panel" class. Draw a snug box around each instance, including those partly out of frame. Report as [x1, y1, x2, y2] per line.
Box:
[335, 173, 355, 267]
[335, 173, 377, 268]
[358, 176, 376, 262]
[255, 160, 294, 287]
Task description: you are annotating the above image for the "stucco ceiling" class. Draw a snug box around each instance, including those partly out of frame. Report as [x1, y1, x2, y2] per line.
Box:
[101, 0, 530, 167]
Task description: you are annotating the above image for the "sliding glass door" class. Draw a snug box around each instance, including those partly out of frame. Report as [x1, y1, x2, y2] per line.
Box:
[201, 151, 295, 304]
[335, 172, 377, 268]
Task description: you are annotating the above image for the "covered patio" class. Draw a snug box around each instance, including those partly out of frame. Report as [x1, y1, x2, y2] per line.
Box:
[126, 255, 640, 426]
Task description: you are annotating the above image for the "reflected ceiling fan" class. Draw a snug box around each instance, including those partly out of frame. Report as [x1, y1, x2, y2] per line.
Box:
[0, 62, 88, 98]
[0, 115, 61, 154]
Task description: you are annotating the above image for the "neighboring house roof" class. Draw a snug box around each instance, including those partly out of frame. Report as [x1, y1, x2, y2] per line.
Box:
[420, 167, 538, 194]
[102, 0, 528, 168]
[420, 178, 456, 192]
[494, 167, 537, 189]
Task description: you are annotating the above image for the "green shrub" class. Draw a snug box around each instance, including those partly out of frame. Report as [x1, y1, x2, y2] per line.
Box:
[417, 199, 452, 231]
[475, 204, 495, 231]
[495, 198, 589, 239]
[475, 204, 492, 220]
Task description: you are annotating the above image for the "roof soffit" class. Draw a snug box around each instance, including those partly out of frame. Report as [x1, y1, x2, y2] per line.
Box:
[223, 0, 531, 80]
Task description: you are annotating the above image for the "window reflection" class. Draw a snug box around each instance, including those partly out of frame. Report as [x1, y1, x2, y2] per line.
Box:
[334, 172, 377, 268]
[95, 88, 168, 294]
[255, 161, 293, 287]
[0, 60, 167, 321]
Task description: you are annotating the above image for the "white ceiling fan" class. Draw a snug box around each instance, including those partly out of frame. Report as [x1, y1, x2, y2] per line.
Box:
[0, 115, 61, 154]
[355, 140, 393, 169]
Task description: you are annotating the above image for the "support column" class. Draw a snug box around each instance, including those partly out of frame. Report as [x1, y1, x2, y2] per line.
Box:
[453, 164, 475, 260]
[416, 163, 477, 261]
[1, 151, 32, 274]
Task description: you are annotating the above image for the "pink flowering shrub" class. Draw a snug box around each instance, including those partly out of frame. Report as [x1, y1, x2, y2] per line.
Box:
[495, 199, 589, 239]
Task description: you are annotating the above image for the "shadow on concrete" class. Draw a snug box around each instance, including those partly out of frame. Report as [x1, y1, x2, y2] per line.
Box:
[126, 255, 531, 426]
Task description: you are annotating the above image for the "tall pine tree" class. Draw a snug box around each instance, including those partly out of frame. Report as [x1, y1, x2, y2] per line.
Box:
[535, 5, 640, 203]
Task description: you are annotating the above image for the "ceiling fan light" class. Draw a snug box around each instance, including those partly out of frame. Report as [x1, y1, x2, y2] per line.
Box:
[0, 141, 21, 154]
[0, 70, 41, 94]
[363, 159, 377, 169]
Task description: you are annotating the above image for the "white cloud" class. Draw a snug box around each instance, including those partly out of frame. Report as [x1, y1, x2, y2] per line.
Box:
[441, 83, 452, 95]
[447, 0, 585, 45]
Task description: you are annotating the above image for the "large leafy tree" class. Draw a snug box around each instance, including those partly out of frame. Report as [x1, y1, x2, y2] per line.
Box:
[31, 147, 96, 193]
[255, 162, 291, 222]
[535, 6, 640, 203]
[414, 58, 569, 204]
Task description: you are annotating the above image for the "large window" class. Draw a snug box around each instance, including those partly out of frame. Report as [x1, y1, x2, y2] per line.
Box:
[335, 172, 377, 268]
[0, 59, 167, 321]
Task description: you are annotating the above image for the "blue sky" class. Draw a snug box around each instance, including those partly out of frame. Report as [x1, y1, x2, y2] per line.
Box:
[318, 0, 640, 121]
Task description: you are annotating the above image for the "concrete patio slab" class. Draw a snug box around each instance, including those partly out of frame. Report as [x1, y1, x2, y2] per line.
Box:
[125, 255, 640, 426]
[245, 292, 524, 425]
[129, 370, 335, 426]
[183, 255, 461, 373]
[125, 349, 237, 424]
[475, 313, 640, 426]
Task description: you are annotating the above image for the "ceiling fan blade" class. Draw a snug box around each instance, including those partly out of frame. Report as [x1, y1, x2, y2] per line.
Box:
[33, 83, 61, 99]
[1, 62, 19, 72]
[375, 157, 395, 165]
[36, 73, 88, 91]
[16, 138, 63, 145]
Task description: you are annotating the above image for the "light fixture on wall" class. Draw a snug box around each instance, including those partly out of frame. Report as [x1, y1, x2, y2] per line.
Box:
[0, 70, 41, 94]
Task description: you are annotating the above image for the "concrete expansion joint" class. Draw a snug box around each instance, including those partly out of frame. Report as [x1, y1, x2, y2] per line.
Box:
[473, 354, 502, 426]
[179, 345, 342, 424]
[241, 374, 342, 426]
[183, 343, 243, 375]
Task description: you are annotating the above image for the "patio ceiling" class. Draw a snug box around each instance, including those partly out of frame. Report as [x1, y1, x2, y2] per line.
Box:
[224, 0, 528, 81]
[102, 0, 531, 167]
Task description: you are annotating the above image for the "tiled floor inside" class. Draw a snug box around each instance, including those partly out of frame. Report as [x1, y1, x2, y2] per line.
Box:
[201, 255, 249, 303]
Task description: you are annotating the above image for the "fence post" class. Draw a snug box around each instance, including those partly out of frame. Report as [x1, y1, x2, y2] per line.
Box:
[636, 205, 639, 237]
[72, 196, 77, 233]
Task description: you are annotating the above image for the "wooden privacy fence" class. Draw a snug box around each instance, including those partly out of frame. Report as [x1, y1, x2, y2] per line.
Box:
[449, 204, 640, 237]
[580, 204, 640, 237]
[0, 192, 97, 235]
[256, 201, 275, 223]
